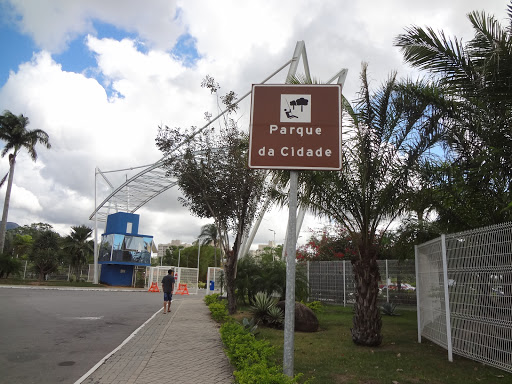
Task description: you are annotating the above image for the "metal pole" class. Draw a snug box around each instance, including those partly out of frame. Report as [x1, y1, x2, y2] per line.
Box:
[415, 244, 421, 343]
[441, 234, 453, 362]
[386, 259, 389, 303]
[283, 170, 298, 376]
[282, 40, 305, 378]
[343, 260, 346, 307]
[306, 261, 310, 302]
[197, 242, 201, 291]
[93, 167, 99, 284]
[178, 248, 181, 268]
[269, 229, 276, 261]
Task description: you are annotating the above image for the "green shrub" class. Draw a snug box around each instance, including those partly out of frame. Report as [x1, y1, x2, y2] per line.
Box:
[204, 293, 220, 305]
[250, 291, 284, 327]
[241, 317, 259, 334]
[302, 300, 323, 314]
[220, 322, 307, 384]
[0, 254, 22, 278]
[198, 281, 206, 289]
[209, 301, 229, 323]
[250, 291, 277, 323]
[266, 305, 284, 327]
[236, 257, 309, 304]
[381, 302, 400, 316]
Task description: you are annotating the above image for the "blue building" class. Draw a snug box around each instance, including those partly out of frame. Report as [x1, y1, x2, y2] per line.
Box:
[98, 212, 155, 286]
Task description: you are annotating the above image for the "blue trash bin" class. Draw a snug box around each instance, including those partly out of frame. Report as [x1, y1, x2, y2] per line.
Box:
[209, 280, 215, 291]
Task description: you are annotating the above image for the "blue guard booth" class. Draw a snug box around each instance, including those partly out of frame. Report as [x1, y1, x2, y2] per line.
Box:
[98, 212, 155, 286]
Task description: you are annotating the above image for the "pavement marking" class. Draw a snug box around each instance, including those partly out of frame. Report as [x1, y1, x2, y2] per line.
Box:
[67, 316, 104, 320]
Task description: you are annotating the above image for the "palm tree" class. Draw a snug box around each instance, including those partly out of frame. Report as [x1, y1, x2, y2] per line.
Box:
[395, 3, 512, 226]
[199, 223, 219, 267]
[63, 225, 94, 277]
[0, 111, 51, 253]
[295, 64, 447, 346]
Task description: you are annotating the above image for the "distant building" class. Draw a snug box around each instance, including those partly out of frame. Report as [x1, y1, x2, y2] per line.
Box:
[157, 243, 172, 258]
[257, 240, 275, 253]
[157, 240, 192, 258]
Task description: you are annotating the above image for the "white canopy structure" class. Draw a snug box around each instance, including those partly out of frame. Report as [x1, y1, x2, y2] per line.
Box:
[89, 40, 347, 285]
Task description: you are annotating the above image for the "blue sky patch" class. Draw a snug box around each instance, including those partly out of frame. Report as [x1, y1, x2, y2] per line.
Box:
[0, 23, 37, 86]
[171, 33, 201, 67]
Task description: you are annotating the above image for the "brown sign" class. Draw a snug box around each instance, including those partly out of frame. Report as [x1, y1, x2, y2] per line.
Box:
[248, 84, 342, 170]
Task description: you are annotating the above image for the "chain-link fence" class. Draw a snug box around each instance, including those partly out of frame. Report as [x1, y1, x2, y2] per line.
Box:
[306, 259, 416, 307]
[12, 261, 91, 282]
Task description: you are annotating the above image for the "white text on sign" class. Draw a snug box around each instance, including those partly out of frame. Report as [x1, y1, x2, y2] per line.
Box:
[269, 124, 322, 137]
[258, 146, 332, 157]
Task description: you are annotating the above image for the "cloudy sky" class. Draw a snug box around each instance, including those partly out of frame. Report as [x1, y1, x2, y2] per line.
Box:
[0, 0, 506, 249]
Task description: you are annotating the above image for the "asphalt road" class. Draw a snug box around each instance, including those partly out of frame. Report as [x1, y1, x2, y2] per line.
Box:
[0, 287, 162, 384]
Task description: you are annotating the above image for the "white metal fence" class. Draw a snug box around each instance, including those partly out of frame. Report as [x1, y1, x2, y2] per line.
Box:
[305, 259, 416, 306]
[206, 267, 224, 295]
[146, 266, 200, 294]
[416, 222, 512, 373]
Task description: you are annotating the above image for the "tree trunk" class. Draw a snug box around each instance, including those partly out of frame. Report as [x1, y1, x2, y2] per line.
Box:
[224, 250, 237, 314]
[351, 249, 383, 346]
[0, 155, 16, 253]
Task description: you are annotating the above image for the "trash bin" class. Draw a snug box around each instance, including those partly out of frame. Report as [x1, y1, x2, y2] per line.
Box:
[209, 280, 215, 291]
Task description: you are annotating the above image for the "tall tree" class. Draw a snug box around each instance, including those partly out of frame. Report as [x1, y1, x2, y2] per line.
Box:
[62, 225, 94, 276]
[296, 64, 447, 346]
[156, 78, 268, 314]
[0, 111, 51, 252]
[395, 3, 512, 229]
[30, 230, 60, 281]
[198, 223, 219, 267]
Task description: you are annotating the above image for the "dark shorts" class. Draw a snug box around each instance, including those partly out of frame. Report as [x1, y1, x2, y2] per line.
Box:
[164, 292, 173, 302]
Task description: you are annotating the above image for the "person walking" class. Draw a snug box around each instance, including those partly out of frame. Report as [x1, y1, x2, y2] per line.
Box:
[161, 269, 175, 314]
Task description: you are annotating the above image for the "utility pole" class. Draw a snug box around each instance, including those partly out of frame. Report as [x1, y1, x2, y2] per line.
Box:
[269, 229, 276, 261]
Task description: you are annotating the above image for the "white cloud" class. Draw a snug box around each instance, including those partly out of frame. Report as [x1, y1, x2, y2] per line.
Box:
[5, 0, 184, 52]
[0, 0, 508, 247]
[8, 184, 42, 212]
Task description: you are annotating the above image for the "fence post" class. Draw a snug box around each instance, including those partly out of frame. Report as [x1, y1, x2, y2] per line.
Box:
[385, 259, 389, 303]
[306, 261, 310, 302]
[414, 245, 421, 343]
[343, 260, 346, 307]
[441, 234, 453, 362]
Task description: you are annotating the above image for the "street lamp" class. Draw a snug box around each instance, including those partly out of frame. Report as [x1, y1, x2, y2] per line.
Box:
[268, 229, 276, 261]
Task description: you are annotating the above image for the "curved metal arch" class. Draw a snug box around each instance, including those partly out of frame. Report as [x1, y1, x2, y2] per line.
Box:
[89, 47, 298, 223]
[89, 40, 347, 284]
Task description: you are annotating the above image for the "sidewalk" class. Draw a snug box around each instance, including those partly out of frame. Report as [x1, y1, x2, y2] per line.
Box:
[78, 294, 234, 384]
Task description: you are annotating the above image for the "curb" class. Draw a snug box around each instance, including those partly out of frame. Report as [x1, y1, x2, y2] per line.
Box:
[0, 285, 146, 292]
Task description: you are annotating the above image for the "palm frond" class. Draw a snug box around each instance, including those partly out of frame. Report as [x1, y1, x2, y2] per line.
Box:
[0, 172, 8, 189]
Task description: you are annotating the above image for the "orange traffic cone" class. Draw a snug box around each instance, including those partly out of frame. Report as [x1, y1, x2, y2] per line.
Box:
[148, 282, 160, 292]
[175, 283, 189, 295]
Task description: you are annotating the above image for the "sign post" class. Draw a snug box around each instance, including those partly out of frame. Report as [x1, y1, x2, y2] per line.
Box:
[249, 83, 342, 376]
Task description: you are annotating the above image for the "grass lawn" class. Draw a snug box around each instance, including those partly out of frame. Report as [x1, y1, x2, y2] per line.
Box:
[236, 305, 511, 384]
